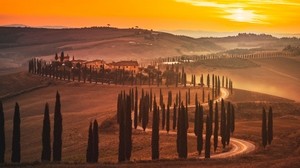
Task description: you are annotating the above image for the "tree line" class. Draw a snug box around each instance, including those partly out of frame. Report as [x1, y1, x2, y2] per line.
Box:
[0, 92, 63, 163]
[116, 87, 236, 161]
[28, 56, 233, 92]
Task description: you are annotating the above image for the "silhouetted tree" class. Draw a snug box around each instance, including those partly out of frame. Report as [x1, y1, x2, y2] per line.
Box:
[197, 104, 204, 155]
[166, 105, 170, 133]
[134, 87, 138, 129]
[151, 99, 159, 160]
[53, 91, 62, 161]
[207, 74, 210, 88]
[231, 104, 235, 134]
[262, 108, 268, 148]
[214, 101, 219, 152]
[177, 103, 187, 158]
[92, 120, 99, 163]
[86, 122, 93, 163]
[41, 103, 51, 161]
[220, 99, 226, 148]
[162, 104, 165, 130]
[268, 107, 273, 145]
[205, 115, 211, 159]
[226, 102, 231, 145]
[11, 103, 20, 163]
[0, 101, 5, 163]
[172, 103, 177, 130]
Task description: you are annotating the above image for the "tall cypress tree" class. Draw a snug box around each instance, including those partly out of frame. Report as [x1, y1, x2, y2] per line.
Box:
[205, 115, 211, 159]
[166, 104, 170, 133]
[178, 103, 187, 158]
[41, 103, 51, 161]
[11, 103, 20, 163]
[220, 99, 226, 148]
[93, 120, 99, 163]
[162, 104, 165, 130]
[118, 94, 125, 162]
[268, 107, 273, 145]
[134, 87, 138, 129]
[173, 103, 177, 130]
[86, 122, 93, 163]
[125, 95, 132, 161]
[197, 104, 204, 155]
[0, 101, 5, 163]
[231, 104, 235, 134]
[151, 99, 159, 160]
[226, 102, 231, 145]
[53, 91, 62, 161]
[214, 101, 219, 152]
[262, 108, 268, 148]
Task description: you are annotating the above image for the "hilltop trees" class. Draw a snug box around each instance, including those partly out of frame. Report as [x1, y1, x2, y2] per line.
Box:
[11, 103, 21, 163]
[41, 103, 51, 161]
[53, 91, 62, 161]
[0, 101, 5, 163]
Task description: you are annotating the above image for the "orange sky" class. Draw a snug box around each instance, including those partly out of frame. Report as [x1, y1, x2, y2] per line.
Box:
[1, 0, 300, 33]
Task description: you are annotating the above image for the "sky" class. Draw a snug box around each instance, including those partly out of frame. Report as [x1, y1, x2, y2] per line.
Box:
[1, 0, 300, 34]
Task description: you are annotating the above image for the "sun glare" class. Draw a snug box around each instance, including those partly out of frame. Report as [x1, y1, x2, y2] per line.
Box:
[225, 8, 256, 23]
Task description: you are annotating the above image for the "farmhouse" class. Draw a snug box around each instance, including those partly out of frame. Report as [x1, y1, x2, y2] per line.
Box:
[84, 59, 106, 70]
[108, 60, 139, 73]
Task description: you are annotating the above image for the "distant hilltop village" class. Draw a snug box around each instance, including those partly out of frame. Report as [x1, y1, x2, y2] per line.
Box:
[52, 51, 139, 74]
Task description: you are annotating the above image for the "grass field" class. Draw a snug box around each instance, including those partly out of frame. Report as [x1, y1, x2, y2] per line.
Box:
[1, 72, 300, 167]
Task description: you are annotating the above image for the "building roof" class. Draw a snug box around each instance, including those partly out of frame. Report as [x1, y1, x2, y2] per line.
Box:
[85, 59, 105, 64]
[71, 59, 87, 63]
[111, 61, 139, 66]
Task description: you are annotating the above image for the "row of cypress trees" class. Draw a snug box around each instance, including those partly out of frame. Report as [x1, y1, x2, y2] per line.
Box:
[0, 92, 62, 163]
[117, 86, 236, 161]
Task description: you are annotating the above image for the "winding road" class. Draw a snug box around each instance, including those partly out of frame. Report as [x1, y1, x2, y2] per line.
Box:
[133, 87, 256, 159]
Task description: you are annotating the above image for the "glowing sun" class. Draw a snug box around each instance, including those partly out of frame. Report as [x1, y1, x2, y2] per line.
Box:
[225, 8, 257, 23]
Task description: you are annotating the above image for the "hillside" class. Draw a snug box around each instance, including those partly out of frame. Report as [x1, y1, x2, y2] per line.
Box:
[0, 27, 222, 71]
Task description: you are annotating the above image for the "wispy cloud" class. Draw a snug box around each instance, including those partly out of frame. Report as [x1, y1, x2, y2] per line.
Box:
[176, 0, 300, 24]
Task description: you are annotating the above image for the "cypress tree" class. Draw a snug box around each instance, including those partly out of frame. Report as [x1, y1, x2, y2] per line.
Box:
[214, 101, 219, 152]
[220, 99, 226, 148]
[197, 105, 204, 155]
[194, 103, 199, 136]
[125, 95, 132, 161]
[11, 103, 20, 163]
[166, 104, 170, 133]
[53, 91, 62, 161]
[151, 99, 159, 160]
[231, 104, 235, 134]
[205, 115, 211, 159]
[162, 104, 165, 130]
[202, 88, 205, 103]
[92, 120, 99, 163]
[226, 102, 231, 145]
[262, 108, 268, 148]
[41, 103, 51, 161]
[86, 122, 93, 163]
[268, 107, 273, 145]
[0, 101, 5, 163]
[118, 94, 125, 162]
[173, 103, 177, 130]
[178, 103, 187, 158]
[209, 100, 213, 136]
[207, 74, 210, 88]
[134, 87, 138, 129]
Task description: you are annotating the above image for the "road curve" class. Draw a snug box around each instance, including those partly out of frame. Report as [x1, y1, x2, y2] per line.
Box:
[132, 87, 256, 159]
